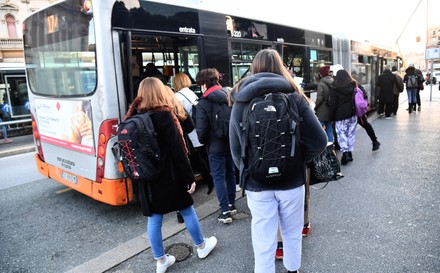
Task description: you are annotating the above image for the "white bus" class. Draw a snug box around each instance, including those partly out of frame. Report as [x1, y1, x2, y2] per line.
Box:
[23, 0, 397, 205]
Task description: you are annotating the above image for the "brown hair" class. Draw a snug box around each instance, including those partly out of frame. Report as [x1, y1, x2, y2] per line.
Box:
[196, 68, 220, 89]
[137, 77, 173, 112]
[173, 72, 192, 92]
[233, 48, 309, 102]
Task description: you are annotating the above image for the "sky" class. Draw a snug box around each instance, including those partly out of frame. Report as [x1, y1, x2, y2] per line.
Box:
[152, 0, 439, 56]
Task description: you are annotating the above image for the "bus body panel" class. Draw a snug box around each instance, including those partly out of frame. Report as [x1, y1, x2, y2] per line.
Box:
[35, 153, 131, 206]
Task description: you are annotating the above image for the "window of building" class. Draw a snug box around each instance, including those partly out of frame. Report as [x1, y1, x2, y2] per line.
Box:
[6, 14, 17, 38]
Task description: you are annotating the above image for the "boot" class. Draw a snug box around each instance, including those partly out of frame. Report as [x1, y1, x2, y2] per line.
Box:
[372, 140, 381, 151]
[408, 103, 412, 113]
[341, 152, 350, 165]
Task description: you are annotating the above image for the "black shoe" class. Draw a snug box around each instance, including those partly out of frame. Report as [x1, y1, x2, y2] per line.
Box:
[228, 204, 237, 215]
[372, 141, 381, 151]
[334, 142, 341, 151]
[341, 152, 350, 165]
[287, 271, 298, 273]
[206, 179, 214, 195]
[177, 212, 184, 223]
[347, 151, 353, 161]
[218, 212, 232, 224]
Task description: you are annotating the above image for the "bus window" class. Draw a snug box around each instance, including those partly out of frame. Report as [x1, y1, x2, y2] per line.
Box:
[231, 42, 271, 84]
[23, 6, 97, 97]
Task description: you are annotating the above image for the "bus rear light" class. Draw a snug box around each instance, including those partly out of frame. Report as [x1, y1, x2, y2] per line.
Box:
[97, 157, 104, 167]
[31, 114, 45, 162]
[95, 119, 118, 183]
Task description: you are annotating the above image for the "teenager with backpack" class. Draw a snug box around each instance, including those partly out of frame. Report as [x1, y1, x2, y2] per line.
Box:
[229, 49, 327, 273]
[127, 77, 217, 273]
[329, 69, 358, 165]
[194, 68, 237, 224]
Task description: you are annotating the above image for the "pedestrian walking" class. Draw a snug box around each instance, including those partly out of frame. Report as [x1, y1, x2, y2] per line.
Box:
[128, 77, 217, 273]
[391, 66, 404, 115]
[376, 66, 395, 119]
[194, 68, 237, 224]
[329, 69, 358, 164]
[229, 48, 327, 273]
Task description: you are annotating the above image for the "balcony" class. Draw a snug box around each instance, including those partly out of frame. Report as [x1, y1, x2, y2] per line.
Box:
[0, 38, 23, 50]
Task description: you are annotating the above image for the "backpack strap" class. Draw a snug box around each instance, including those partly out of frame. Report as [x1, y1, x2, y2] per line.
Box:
[176, 91, 195, 106]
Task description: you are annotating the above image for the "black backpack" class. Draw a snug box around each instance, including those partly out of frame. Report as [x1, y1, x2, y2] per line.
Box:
[210, 100, 232, 139]
[240, 92, 302, 183]
[116, 112, 161, 182]
[407, 75, 418, 88]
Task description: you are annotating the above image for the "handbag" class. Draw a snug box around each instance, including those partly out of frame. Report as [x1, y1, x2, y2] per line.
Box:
[310, 143, 344, 187]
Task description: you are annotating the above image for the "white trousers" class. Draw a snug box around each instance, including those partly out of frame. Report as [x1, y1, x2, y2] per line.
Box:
[246, 186, 305, 273]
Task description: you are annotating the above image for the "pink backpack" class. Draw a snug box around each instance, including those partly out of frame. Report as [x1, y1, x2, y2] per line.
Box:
[354, 86, 368, 117]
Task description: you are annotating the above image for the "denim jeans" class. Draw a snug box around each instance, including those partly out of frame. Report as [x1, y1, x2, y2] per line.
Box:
[407, 88, 417, 104]
[320, 121, 334, 142]
[0, 117, 7, 139]
[247, 186, 305, 273]
[208, 152, 236, 212]
[147, 205, 204, 260]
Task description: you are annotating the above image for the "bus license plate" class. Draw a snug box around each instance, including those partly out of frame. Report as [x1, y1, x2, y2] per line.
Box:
[62, 172, 77, 184]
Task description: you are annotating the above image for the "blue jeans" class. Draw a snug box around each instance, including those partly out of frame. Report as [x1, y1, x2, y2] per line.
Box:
[147, 205, 204, 260]
[407, 88, 417, 104]
[320, 121, 334, 142]
[208, 152, 236, 213]
[0, 118, 7, 139]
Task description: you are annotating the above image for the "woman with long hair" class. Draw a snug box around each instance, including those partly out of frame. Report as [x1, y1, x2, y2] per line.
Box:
[329, 69, 358, 164]
[127, 77, 217, 273]
[229, 48, 327, 273]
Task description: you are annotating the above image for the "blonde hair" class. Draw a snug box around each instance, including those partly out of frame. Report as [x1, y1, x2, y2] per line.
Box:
[136, 77, 187, 121]
[173, 72, 192, 92]
[137, 77, 173, 110]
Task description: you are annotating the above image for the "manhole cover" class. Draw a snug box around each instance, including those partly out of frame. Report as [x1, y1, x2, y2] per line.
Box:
[165, 243, 193, 262]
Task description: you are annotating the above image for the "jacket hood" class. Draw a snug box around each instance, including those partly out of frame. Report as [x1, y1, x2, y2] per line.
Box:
[203, 86, 229, 104]
[232, 72, 294, 103]
[405, 66, 416, 73]
[320, 75, 334, 85]
[332, 81, 355, 95]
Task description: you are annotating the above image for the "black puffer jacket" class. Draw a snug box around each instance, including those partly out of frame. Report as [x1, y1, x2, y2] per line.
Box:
[329, 81, 356, 121]
[195, 86, 231, 154]
[229, 72, 327, 191]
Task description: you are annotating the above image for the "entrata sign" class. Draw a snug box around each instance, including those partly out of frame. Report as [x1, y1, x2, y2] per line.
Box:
[425, 46, 440, 60]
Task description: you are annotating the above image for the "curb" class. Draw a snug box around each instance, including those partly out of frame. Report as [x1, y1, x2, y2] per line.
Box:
[0, 146, 35, 158]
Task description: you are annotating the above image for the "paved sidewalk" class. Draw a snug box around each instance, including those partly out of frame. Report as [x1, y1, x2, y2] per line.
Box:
[102, 89, 440, 273]
[0, 133, 34, 158]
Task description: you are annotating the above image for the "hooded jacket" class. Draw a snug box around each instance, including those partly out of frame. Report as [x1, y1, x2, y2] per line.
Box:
[195, 86, 231, 154]
[329, 81, 356, 121]
[229, 72, 327, 191]
[315, 75, 334, 122]
[376, 69, 397, 103]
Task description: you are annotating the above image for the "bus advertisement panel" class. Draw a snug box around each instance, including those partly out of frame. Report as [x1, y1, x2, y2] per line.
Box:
[35, 99, 95, 155]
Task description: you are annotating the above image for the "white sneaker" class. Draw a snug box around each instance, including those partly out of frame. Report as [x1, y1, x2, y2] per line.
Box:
[235, 184, 241, 192]
[197, 236, 217, 259]
[156, 254, 176, 273]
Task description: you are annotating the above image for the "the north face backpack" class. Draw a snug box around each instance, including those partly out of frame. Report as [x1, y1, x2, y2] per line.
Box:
[117, 112, 161, 182]
[240, 92, 302, 183]
[407, 75, 418, 88]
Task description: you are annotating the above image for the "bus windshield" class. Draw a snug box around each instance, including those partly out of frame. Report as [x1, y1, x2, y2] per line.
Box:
[23, 2, 97, 97]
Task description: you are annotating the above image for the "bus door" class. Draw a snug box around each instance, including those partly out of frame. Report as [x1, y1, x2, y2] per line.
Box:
[117, 32, 202, 106]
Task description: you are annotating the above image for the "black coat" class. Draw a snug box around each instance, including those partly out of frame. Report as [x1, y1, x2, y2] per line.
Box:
[137, 110, 194, 216]
[195, 86, 231, 154]
[329, 81, 356, 121]
[376, 69, 396, 103]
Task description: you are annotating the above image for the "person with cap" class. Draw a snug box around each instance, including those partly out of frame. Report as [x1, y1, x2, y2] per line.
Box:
[315, 65, 334, 142]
